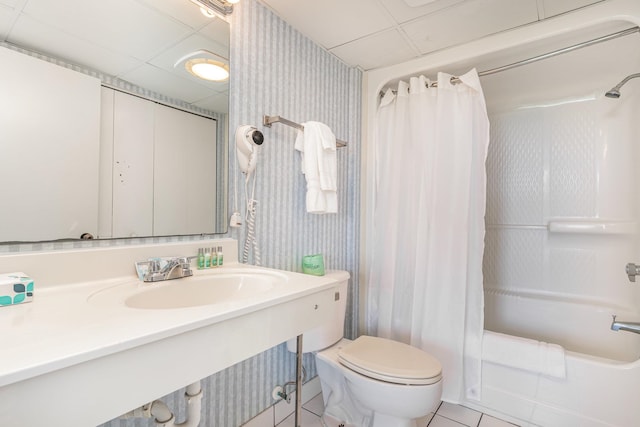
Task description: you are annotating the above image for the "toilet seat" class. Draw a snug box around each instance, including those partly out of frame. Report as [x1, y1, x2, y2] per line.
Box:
[338, 336, 442, 385]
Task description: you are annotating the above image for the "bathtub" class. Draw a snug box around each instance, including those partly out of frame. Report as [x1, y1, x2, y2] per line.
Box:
[362, 3, 640, 426]
[464, 288, 640, 427]
[469, 8, 640, 424]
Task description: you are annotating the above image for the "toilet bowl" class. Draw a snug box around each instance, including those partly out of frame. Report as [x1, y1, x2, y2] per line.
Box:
[287, 271, 442, 427]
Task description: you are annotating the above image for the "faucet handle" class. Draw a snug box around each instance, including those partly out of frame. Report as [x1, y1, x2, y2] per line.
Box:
[177, 255, 198, 266]
[178, 256, 198, 275]
[148, 259, 162, 273]
[626, 263, 640, 282]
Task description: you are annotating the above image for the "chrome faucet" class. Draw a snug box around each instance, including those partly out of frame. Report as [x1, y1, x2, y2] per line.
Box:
[142, 256, 195, 282]
[611, 315, 640, 335]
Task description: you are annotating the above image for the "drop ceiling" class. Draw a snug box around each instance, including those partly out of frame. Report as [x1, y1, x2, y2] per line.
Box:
[0, 0, 605, 110]
[259, 0, 606, 70]
[0, 0, 230, 113]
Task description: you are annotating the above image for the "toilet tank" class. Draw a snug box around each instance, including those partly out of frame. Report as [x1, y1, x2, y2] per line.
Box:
[286, 270, 350, 353]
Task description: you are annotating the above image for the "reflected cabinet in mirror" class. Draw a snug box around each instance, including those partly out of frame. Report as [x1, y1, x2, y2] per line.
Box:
[0, 0, 229, 242]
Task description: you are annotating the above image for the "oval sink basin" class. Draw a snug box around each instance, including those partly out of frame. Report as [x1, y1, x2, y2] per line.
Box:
[127, 272, 283, 309]
[88, 269, 289, 310]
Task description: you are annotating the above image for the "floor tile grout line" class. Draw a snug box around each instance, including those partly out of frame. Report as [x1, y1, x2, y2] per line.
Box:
[266, 397, 517, 427]
[477, 413, 483, 427]
[428, 414, 469, 427]
[274, 407, 322, 426]
[426, 401, 444, 426]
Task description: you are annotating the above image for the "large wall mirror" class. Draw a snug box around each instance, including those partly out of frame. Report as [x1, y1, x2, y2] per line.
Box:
[0, 0, 229, 242]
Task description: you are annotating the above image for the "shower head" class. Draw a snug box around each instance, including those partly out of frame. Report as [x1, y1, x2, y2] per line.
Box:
[605, 88, 621, 98]
[605, 73, 640, 98]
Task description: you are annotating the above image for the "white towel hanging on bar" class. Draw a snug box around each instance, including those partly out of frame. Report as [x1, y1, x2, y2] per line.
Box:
[294, 121, 338, 214]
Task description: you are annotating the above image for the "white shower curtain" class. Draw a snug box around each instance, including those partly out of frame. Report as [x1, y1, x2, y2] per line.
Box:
[367, 69, 489, 403]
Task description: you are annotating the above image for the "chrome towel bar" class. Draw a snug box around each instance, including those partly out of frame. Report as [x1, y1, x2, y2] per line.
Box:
[263, 115, 347, 147]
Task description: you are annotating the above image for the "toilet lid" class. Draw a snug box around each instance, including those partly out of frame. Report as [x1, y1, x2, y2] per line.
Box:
[338, 336, 442, 385]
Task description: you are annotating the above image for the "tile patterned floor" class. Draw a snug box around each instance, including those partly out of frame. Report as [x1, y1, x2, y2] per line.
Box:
[276, 394, 520, 427]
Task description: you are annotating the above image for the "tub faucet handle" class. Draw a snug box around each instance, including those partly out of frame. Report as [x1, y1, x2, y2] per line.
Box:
[625, 263, 640, 282]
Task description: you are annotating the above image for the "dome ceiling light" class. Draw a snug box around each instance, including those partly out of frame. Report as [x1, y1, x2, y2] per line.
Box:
[175, 50, 230, 82]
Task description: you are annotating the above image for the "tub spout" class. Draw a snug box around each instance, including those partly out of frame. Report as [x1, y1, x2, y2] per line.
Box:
[611, 315, 640, 334]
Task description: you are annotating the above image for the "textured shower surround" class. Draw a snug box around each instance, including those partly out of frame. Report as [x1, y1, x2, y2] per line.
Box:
[0, 0, 361, 426]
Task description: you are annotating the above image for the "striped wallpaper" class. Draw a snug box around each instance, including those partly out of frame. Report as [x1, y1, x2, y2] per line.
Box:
[183, 0, 361, 424]
[228, 0, 361, 336]
[3, 0, 363, 425]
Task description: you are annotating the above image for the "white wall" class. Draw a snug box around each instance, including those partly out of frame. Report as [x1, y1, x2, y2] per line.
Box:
[0, 46, 101, 242]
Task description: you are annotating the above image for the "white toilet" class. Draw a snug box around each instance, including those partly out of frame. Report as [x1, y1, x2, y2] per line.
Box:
[287, 271, 442, 427]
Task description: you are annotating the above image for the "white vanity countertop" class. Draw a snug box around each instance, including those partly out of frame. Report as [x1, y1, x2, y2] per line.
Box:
[0, 262, 339, 388]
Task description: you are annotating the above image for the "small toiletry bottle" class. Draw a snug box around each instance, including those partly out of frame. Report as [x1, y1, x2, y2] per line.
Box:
[197, 248, 205, 270]
[204, 248, 211, 268]
[210, 247, 218, 268]
[217, 246, 223, 267]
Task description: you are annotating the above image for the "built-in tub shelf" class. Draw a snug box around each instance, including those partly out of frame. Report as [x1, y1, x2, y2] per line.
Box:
[547, 220, 637, 235]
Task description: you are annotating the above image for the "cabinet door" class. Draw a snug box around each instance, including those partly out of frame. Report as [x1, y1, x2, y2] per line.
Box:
[153, 104, 217, 235]
[111, 91, 154, 238]
[0, 47, 100, 242]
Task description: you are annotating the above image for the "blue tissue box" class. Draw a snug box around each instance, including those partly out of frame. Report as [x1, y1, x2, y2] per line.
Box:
[0, 272, 34, 306]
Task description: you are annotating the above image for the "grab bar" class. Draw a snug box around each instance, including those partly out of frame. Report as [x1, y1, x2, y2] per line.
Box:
[611, 315, 640, 335]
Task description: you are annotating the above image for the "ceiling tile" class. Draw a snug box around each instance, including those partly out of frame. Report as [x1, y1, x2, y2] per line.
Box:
[8, 14, 141, 75]
[137, 0, 215, 29]
[402, 0, 440, 5]
[401, 0, 539, 55]
[120, 63, 220, 103]
[21, 0, 192, 61]
[193, 92, 229, 113]
[261, 0, 396, 49]
[330, 28, 419, 70]
[0, 0, 21, 7]
[377, 0, 467, 24]
[198, 18, 230, 49]
[149, 33, 228, 70]
[540, 0, 602, 18]
[0, 5, 15, 40]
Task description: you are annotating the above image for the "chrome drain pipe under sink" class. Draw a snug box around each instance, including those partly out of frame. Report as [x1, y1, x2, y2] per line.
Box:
[121, 381, 202, 426]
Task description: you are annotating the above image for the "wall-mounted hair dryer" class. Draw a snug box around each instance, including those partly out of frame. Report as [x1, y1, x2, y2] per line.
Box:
[233, 124, 264, 264]
[235, 125, 264, 175]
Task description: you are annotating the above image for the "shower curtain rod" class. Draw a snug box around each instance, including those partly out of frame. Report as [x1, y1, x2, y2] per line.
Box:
[383, 26, 640, 93]
[262, 114, 348, 147]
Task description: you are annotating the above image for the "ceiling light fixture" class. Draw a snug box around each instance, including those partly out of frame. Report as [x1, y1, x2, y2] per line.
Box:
[188, 0, 236, 17]
[187, 58, 229, 81]
[175, 50, 230, 82]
